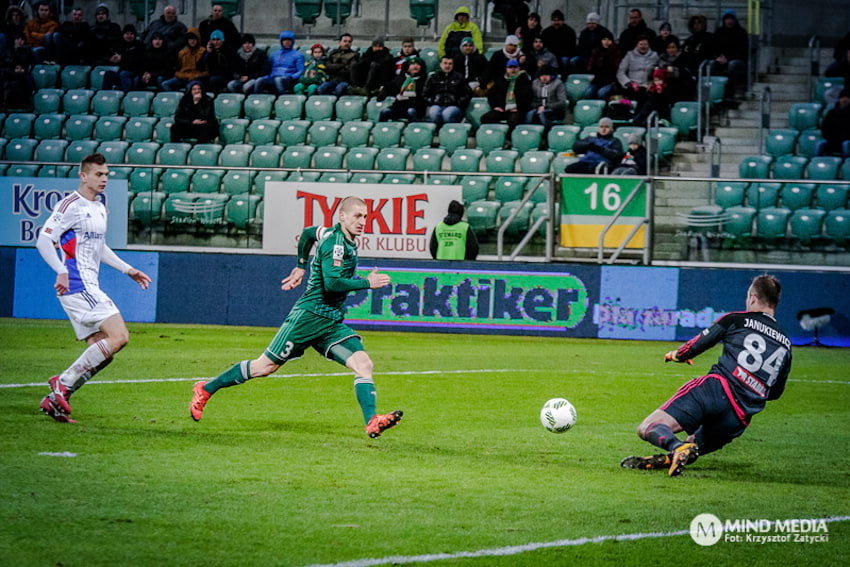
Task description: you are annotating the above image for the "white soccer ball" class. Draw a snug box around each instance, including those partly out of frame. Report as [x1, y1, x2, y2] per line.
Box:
[540, 398, 577, 433]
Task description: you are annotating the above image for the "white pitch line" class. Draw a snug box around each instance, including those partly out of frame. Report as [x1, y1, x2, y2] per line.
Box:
[0, 369, 516, 389]
[302, 515, 850, 567]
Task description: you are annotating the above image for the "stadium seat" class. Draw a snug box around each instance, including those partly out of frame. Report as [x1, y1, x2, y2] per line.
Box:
[788, 102, 822, 131]
[403, 122, 437, 151]
[649, 126, 678, 158]
[226, 194, 261, 230]
[195, 193, 229, 226]
[126, 142, 160, 164]
[191, 169, 224, 193]
[160, 169, 194, 194]
[346, 146, 379, 170]
[60, 65, 90, 89]
[33, 113, 65, 140]
[246, 119, 280, 145]
[6, 164, 40, 176]
[704, 75, 727, 105]
[465, 97, 491, 128]
[437, 122, 472, 154]
[375, 147, 411, 171]
[552, 154, 579, 173]
[815, 77, 844, 103]
[494, 177, 527, 202]
[531, 202, 550, 236]
[130, 191, 166, 226]
[129, 168, 161, 194]
[91, 90, 124, 116]
[824, 209, 850, 245]
[467, 200, 501, 235]
[157, 142, 192, 166]
[65, 140, 99, 163]
[214, 93, 245, 119]
[335, 95, 366, 121]
[278, 120, 310, 146]
[254, 171, 287, 195]
[96, 140, 129, 163]
[275, 94, 306, 121]
[498, 200, 534, 236]
[419, 47, 439, 73]
[350, 173, 385, 184]
[313, 145, 347, 169]
[816, 185, 849, 211]
[410, 0, 437, 27]
[244, 94, 275, 120]
[485, 149, 519, 174]
[789, 208, 826, 245]
[382, 173, 417, 185]
[565, 74, 594, 104]
[511, 124, 544, 152]
[219, 144, 252, 167]
[89, 65, 119, 90]
[287, 171, 322, 182]
[669, 101, 699, 138]
[772, 155, 808, 179]
[738, 155, 773, 179]
[746, 182, 781, 209]
[524, 177, 549, 203]
[756, 206, 791, 241]
[475, 124, 509, 154]
[572, 100, 606, 127]
[714, 182, 748, 208]
[154, 118, 174, 142]
[318, 172, 351, 183]
[33, 88, 63, 114]
[152, 91, 181, 118]
[324, 0, 352, 25]
[338, 121, 373, 148]
[34, 139, 68, 162]
[723, 205, 757, 240]
[32, 64, 60, 89]
[764, 129, 798, 157]
[612, 126, 646, 149]
[451, 148, 484, 173]
[460, 176, 492, 203]
[806, 156, 842, 180]
[94, 116, 128, 141]
[365, 97, 390, 122]
[796, 129, 825, 158]
[282, 145, 316, 169]
[250, 145, 284, 168]
[188, 144, 223, 166]
[294, 0, 322, 25]
[124, 116, 158, 142]
[425, 174, 458, 186]
[62, 114, 97, 141]
[163, 192, 197, 223]
[547, 124, 581, 153]
[304, 95, 337, 121]
[842, 160, 850, 181]
[121, 91, 155, 117]
[411, 147, 446, 172]
[308, 120, 342, 146]
[371, 122, 404, 148]
[780, 183, 814, 210]
[62, 89, 94, 115]
[519, 151, 553, 174]
[222, 171, 257, 197]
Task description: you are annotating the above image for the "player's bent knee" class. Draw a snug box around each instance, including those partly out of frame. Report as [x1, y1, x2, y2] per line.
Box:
[347, 351, 373, 377]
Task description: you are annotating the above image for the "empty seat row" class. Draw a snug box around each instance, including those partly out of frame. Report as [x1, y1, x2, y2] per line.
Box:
[763, 128, 830, 158]
[715, 181, 850, 211]
[739, 155, 850, 180]
[130, 190, 262, 232]
[711, 206, 850, 246]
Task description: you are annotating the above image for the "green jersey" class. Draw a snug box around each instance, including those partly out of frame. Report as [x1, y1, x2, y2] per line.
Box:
[294, 225, 370, 321]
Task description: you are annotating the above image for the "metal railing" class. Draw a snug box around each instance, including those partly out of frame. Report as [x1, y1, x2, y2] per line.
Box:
[758, 86, 771, 154]
[808, 35, 822, 102]
[696, 60, 712, 144]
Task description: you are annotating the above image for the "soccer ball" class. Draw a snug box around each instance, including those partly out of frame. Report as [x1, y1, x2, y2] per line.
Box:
[540, 398, 577, 433]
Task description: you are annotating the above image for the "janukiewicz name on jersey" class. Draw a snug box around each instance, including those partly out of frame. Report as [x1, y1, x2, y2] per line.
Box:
[333, 244, 344, 267]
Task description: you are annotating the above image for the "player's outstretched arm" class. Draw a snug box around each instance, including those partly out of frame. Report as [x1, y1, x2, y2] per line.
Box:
[281, 266, 306, 291]
[365, 267, 391, 290]
[128, 268, 152, 290]
[664, 350, 693, 365]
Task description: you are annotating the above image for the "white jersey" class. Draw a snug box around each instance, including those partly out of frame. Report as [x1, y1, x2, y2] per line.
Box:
[40, 191, 108, 294]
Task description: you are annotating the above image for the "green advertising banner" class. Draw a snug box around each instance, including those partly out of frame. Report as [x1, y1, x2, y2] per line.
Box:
[560, 176, 646, 248]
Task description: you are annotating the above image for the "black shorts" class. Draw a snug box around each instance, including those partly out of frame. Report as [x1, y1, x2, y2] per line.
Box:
[660, 374, 750, 455]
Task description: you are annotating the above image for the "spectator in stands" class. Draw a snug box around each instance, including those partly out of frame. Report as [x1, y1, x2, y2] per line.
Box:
[137, 32, 175, 91]
[658, 38, 693, 102]
[652, 22, 679, 54]
[584, 34, 620, 100]
[171, 80, 218, 143]
[101, 24, 145, 92]
[89, 4, 121, 65]
[817, 89, 850, 158]
[485, 34, 528, 85]
[480, 59, 532, 129]
[680, 14, 713, 77]
[525, 65, 566, 129]
[492, 1, 529, 37]
[453, 36, 487, 95]
[294, 43, 328, 95]
[574, 12, 612, 77]
[826, 32, 850, 76]
[618, 8, 656, 53]
[711, 9, 748, 102]
[632, 67, 672, 125]
[527, 35, 558, 76]
[438, 6, 483, 59]
[611, 133, 648, 175]
[318, 33, 358, 97]
[565, 118, 623, 173]
[379, 56, 427, 122]
[23, 1, 57, 63]
[423, 55, 471, 127]
[393, 37, 419, 76]
[1, 33, 34, 111]
[430, 200, 479, 260]
[253, 31, 304, 94]
[616, 35, 659, 113]
[44, 6, 92, 66]
[541, 10, 576, 75]
[516, 11, 542, 48]
[144, 5, 187, 58]
[199, 29, 236, 93]
[350, 36, 393, 97]
[199, 4, 240, 55]
[824, 47, 850, 106]
[0, 6, 27, 59]
[227, 33, 269, 94]
[161, 30, 207, 91]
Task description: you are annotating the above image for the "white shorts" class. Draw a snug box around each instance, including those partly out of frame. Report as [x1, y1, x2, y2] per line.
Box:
[59, 288, 121, 340]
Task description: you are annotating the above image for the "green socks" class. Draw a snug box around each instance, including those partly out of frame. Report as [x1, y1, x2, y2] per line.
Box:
[354, 379, 377, 424]
[205, 361, 252, 395]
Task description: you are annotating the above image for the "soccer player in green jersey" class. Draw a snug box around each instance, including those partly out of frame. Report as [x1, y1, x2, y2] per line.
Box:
[189, 196, 403, 438]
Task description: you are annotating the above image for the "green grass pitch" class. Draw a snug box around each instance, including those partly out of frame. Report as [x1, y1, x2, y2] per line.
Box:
[1, 317, 848, 566]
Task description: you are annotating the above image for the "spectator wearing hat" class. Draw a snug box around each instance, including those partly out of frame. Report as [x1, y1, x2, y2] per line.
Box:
[611, 133, 648, 175]
[711, 9, 748, 101]
[453, 36, 488, 94]
[430, 200, 479, 260]
[379, 56, 427, 122]
[566, 118, 623, 174]
[171, 80, 218, 143]
[23, 1, 57, 63]
[516, 11, 542, 48]
[485, 34, 528, 85]
[294, 43, 329, 95]
[228, 33, 270, 94]
[438, 6, 483, 59]
[572, 12, 613, 77]
[101, 24, 146, 92]
[137, 32, 175, 91]
[585, 34, 620, 100]
[161, 29, 207, 91]
[652, 22, 679, 54]
[480, 58, 532, 130]
[318, 33, 359, 97]
[144, 5, 187, 58]
[423, 55, 471, 126]
[393, 37, 419, 76]
[89, 4, 121, 64]
[199, 29, 236, 93]
[199, 3, 240, 54]
[254, 31, 304, 94]
[618, 8, 656, 53]
[526, 65, 566, 129]
[680, 15, 713, 77]
[817, 89, 850, 158]
[541, 10, 577, 74]
[492, 1, 530, 37]
[350, 36, 394, 97]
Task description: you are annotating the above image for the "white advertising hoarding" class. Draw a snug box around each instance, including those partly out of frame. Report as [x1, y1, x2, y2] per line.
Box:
[262, 182, 462, 258]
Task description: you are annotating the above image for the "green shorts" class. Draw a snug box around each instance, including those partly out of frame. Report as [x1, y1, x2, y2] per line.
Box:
[264, 308, 364, 366]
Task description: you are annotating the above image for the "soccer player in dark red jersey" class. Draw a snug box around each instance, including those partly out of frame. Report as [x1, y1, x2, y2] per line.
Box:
[621, 274, 792, 476]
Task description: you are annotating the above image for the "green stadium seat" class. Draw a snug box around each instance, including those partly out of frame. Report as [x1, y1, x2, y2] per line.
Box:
[126, 141, 160, 164]
[275, 94, 306, 120]
[246, 119, 280, 145]
[403, 122, 437, 150]
[789, 208, 826, 244]
[824, 209, 850, 245]
[531, 202, 550, 236]
[746, 182, 781, 209]
[346, 146, 379, 170]
[6, 164, 40, 176]
[350, 173, 385, 184]
[318, 172, 351, 183]
[475, 124, 509, 154]
[382, 173, 417, 185]
[191, 169, 225, 193]
[780, 183, 814, 210]
[250, 145, 284, 168]
[154, 117, 174, 142]
[467, 200, 501, 235]
[547, 124, 581, 153]
[278, 120, 310, 146]
[723, 205, 757, 240]
[304, 95, 337, 121]
[411, 147, 446, 172]
[419, 47, 439, 73]
[426, 174, 458, 185]
[222, 170, 255, 196]
[152, 91, 181, 118]
[90, 65, 119, 90]
[485, 149, 519, 174]
[437, 122, 472, 154]
[34, 139, 69, 162]
[670, 101, 699, 138]
[738, 155, 773, 179]
[806, 156, 842, 180]
[286, 171, 322, 182]
[450, 148, 483, 173]
[96, 140, 129, 163]
[324, 0, 352, 25]
[578, 125, 598, 139]
[33, 88, 63, 114]
[376, 147, 411, 171]
[121, 91, 155, 117]
[371, 122, 404, 148]
[94, 116, 128, 141]
[498, 200, 534, 236]
[796, 129, 825, 158]
[816, 185, 849, 211]
[160, 169, 194, 194]
[572, 100, 606, 127]
[3, 113, 34, 139]
[65, 140, 99, 163]
[129, 168, 161, 194]
[613, 126, 645, 149]
[226, 193, 261, 230]
[460, 176, 491, 203]
[244, 94, 276, 120]
[565, 74, 594, 104]
[60, 65, 90, 89]
[32, 64, 60, 89]
[196, 192, 229, 227]
[33, 113, 66, 140]
[704, 75, 727, 105]
[714, 182, 748, 208]
[494, 177, 527, 202]
[339, 121, 373, 148]
[131, 191, 166, 226]
[764, 129, 798, 157]
[788, 103, 822, 131]
[91, 90, 124, 116]
[108, 166, 133, 180]
[465, 97, 490, 128]
[219, 144, 252, 167]
[815, 77, 844, 103]
[124, 116, 158, 142]
[519, 151, 553, 174]
[511, 124, 545, 152]
[756, 206, 791, 241]
[552, 154, 579, 173]
[335, 95, 367, 121]
[842, 160, 850, 180]
[524, 177, 549, 203]
[163, 192, 198, 223]
[410, 0, 437, 26]
[254, 171, 287, 195]
[308, 120, 342, 146]
[366, 97, 391, 122]
[188, 144, 223, 166]
[214, 93, 245, 119]
[282, 145, 316, 169]
[63, 115, 97, 141]
[772, 155, 808, 179]
[313, 145, 347, 169]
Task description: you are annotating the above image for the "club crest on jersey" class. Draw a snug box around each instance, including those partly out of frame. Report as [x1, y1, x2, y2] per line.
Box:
[333, 244, 344, 266]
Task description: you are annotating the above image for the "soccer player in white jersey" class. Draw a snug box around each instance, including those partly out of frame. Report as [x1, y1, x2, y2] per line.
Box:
[35, 153, 152, 422]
